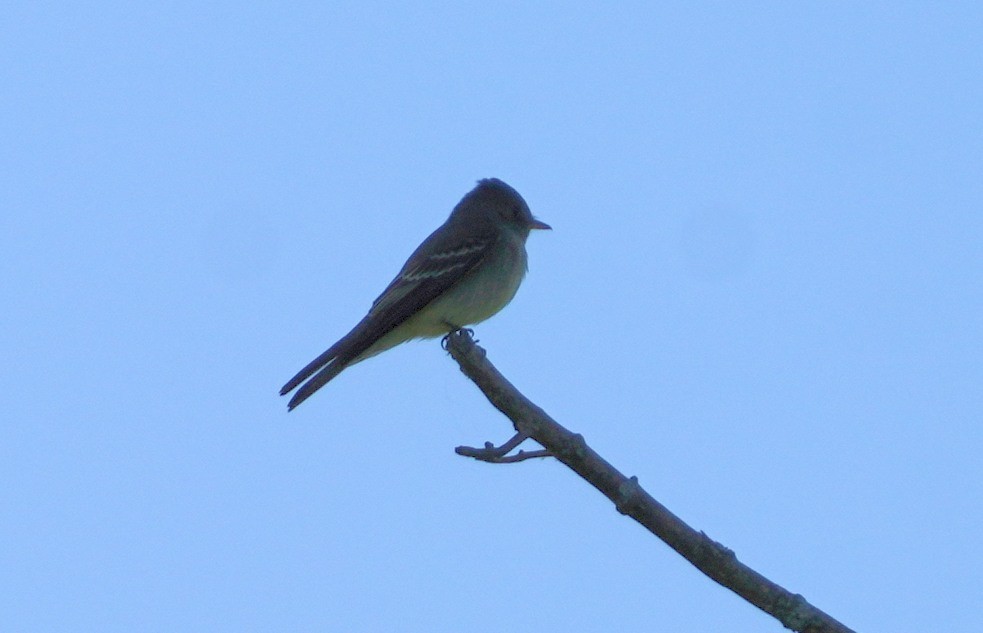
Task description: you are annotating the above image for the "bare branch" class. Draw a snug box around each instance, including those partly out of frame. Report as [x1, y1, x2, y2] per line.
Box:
[444, 329, 855, 633]
[454, 431, 552, 462]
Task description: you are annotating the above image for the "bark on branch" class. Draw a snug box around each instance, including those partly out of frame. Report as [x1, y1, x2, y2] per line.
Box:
[444, 329, 855, 633]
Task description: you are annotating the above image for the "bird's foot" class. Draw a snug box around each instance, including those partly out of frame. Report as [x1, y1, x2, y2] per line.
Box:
[441, 324, 475, 350]
[455, 432, 551, 464]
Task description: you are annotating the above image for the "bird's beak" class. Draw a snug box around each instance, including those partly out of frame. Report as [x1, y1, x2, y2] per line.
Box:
[529, 218, 552, 230]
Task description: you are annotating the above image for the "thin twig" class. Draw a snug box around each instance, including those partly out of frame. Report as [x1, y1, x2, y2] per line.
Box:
[444, 329, 855, 633]
[454, 431, 552, 462]
[454, 445, 552, 463]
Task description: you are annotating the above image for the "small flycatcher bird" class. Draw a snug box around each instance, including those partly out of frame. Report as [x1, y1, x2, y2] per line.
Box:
[280, 178, 550, 410]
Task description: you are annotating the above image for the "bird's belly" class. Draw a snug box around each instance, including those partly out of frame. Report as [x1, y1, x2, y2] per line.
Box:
[410, 244, 527, 337]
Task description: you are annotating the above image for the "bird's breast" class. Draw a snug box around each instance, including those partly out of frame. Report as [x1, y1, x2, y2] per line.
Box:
[411, 236, 528, 336]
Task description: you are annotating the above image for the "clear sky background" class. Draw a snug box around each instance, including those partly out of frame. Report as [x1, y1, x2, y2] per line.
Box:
[3, 3, 981, 632]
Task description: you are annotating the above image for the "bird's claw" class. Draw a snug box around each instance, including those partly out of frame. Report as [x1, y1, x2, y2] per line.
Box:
[441, 326, 476, 350]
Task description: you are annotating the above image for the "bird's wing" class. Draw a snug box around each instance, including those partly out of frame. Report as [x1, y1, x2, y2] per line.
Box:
[279, 230, 494, 409]
[369, 234, 492, 320]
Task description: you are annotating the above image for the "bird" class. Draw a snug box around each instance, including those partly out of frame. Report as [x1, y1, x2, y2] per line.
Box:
[280, 178, 550, 410]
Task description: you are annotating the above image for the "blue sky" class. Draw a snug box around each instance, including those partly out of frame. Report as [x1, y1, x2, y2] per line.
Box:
[3, 3, 981, 632]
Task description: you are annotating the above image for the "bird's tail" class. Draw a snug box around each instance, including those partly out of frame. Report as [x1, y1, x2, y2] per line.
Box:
[280, 319, 377, 410]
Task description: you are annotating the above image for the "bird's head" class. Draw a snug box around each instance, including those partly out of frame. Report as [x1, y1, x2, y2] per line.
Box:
[455, 178, 551, 235]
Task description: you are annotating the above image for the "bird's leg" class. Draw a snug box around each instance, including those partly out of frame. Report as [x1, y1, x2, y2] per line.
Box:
[455, 432, 552, 464]
[441, 322, 475, 349]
